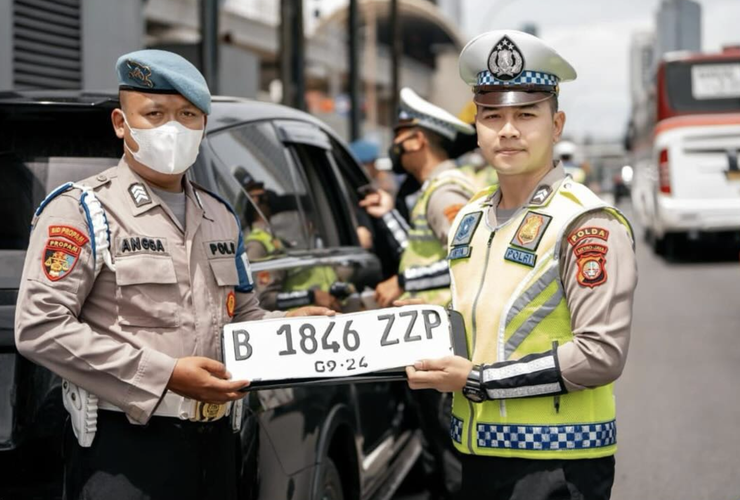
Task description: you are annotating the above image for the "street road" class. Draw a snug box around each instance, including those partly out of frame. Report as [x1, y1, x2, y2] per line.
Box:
[614, 208, 740, 500]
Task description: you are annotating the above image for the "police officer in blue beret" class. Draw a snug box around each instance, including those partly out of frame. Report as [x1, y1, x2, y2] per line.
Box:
[14, 49, 334, 499]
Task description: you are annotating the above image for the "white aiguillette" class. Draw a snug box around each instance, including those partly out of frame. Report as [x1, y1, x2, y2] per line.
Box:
[222, 305, 468, 389]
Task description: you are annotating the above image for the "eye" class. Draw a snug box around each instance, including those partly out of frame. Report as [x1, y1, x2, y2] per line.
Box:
[146, 111, 162, 117]
[520, 112, 536, 118]
[484, 113, 501, 120]
[183, 111, 197, 117]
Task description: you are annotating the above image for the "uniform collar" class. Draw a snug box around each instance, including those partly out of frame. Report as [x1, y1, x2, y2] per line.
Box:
[483, 161, 566, 209]
[117, 158, 207, 224]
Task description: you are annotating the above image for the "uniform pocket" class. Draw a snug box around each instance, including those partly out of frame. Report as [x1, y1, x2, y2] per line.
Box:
[208, 257, 239, 287]
[115, 254, 180, 328]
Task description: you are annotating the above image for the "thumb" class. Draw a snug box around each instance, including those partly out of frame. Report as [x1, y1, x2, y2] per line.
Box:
[200, 358, 229, 378]
[413, 357, 447, 371]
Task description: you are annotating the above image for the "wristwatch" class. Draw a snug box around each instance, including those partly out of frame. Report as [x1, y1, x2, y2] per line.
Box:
[462, 365, 487, 403]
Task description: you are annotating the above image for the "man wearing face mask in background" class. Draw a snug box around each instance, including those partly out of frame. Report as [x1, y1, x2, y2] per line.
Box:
[14, 50, 333, 500]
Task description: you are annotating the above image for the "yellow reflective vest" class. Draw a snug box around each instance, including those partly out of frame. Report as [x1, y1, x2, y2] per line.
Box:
[399, 169, 474, 306]
[448, 178, 632, 460]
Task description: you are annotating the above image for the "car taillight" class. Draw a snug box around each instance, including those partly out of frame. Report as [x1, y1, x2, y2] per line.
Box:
[658, 148, 671, 194]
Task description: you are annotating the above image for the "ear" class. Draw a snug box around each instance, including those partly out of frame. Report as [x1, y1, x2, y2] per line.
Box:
[407, 130, 426, 153]
[111, 109, 125, 139]
[553, 111, 566, 143]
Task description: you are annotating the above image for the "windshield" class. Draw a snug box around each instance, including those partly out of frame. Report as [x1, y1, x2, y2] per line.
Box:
[664, 58, 740, 114]
[0, 106, 121, 250]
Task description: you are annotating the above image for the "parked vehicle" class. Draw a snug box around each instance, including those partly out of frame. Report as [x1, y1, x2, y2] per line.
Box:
[0, 90, 420, 499]
[627, 47, 740, 257]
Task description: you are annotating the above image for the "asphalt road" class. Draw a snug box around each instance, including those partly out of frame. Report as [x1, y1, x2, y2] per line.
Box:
[613, 210, 740, 500]
[397, 203, 740, 500]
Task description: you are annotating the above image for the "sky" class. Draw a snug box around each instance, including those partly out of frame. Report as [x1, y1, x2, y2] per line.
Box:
[460, 0, 740, 142]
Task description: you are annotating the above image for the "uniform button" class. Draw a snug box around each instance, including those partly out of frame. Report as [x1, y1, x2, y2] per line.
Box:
[96, 175, 107, 182]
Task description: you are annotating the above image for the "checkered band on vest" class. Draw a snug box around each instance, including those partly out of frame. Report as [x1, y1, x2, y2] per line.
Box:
[476, 70, 559, 87]
[476, 420, 616, 450]
[398, 109, 457, 140]
[450, 415, 464, 444]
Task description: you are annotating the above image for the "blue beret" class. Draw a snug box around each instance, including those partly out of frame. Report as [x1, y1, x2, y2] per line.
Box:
[349, 140, 380, 163]
[116, 49, 211, 114]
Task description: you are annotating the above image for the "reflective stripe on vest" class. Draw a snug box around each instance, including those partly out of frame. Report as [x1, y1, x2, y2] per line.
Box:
[448, 177, 632, 459]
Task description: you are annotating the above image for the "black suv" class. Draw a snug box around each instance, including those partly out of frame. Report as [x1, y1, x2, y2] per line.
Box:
[0, 91, 419, 500]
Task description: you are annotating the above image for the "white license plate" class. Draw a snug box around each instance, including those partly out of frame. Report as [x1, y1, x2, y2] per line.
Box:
[223, 305, 454, 384]
[692, 63, 740, 99]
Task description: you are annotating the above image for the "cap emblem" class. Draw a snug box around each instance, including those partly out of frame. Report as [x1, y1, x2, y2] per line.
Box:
[487, 36, 525, 81]
[126, 59, 154, 88]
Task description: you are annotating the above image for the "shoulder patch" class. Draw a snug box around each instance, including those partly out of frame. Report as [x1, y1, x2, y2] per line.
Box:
[575, 243, 608, 288]
[48, 225, 89, 246]
[568, 226, 610, 246]
[43, 238, 82, 281]
[128, 183, 152, 207]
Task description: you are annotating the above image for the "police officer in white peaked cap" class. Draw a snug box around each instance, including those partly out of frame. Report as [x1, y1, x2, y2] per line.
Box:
[405, 30, 638, 500]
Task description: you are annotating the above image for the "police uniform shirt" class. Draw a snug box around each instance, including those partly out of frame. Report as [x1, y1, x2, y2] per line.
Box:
[485, 163, 637, 391]
[14, 158, 284, 424]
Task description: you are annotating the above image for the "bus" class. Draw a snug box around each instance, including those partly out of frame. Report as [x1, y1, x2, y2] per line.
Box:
[628, 46, 740, 256]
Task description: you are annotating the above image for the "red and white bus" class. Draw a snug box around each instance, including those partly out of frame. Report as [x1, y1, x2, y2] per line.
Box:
[628, 46, 740, 256]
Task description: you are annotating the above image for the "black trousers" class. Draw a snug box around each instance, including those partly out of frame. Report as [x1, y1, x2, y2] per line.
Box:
[63, 410, 239, 500]
[457, 453, 615, 500]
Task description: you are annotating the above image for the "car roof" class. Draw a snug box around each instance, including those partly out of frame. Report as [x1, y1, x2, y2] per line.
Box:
[0, 90, 330, 134]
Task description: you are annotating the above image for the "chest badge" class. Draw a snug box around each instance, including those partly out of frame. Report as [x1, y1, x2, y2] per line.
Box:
[452, 211, 483, 246]
[511, 211, 552, 252]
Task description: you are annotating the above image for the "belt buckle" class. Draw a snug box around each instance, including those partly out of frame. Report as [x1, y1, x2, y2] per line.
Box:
[192, 401, 227, 422]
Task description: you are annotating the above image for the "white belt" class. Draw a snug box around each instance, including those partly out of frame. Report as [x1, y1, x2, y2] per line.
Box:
[98, 392, 231, 422]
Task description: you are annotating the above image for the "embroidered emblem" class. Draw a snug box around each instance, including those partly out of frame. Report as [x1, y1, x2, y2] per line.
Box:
[487, 36, 525, 82]
[511, 211, 552, 251]
[568, 227, 610, 246]
[452, 212, 483, 246]
[126, 60, 155, 88]
[575, 243, 608, 288]
[529, 185, 552, 206]
[226, 291, 236, 318]
[48, 225, 89, 246]
[448, 246, 472, 261]
[118, 236, 166, 254]
[128, 183, 152, 208]
[208, 241, 237, 256]
[43, 238, 82, 281]
[504, 247, 537, 268]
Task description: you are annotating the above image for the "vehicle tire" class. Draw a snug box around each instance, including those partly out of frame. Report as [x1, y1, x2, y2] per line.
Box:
[318, 457, 344, 500]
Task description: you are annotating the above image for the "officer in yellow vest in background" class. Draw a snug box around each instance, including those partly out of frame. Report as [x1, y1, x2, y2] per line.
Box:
[405, 30, 638, 499]
[242, 180, 342, 312]
[361, 88, 476, 308]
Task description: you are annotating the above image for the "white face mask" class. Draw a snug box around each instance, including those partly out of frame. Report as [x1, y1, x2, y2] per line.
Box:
[122, 113, 204, 175]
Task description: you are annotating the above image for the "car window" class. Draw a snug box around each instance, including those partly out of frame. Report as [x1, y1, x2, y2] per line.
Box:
[207, 122, 314, 254]
[289, 144, 352, 249]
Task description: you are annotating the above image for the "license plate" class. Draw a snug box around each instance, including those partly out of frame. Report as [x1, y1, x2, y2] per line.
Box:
[223, 305, 459, 385]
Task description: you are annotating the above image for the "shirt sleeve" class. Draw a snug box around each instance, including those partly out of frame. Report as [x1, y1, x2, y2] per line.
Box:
[556, 210, 638, 392]
[426, 183, 471, 246]
[14, 194, 177, 425]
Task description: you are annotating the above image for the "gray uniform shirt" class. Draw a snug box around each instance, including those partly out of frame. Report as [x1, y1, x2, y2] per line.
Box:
[14, 159, 284, 424]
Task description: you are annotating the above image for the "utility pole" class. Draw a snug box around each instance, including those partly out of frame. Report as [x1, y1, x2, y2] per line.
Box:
[365, 2, 377, 130]
[280, 0, 306, 110]
[390, 0, 401, 128]
[200, 0, 219, 94]
[348, 0, 361, 141]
